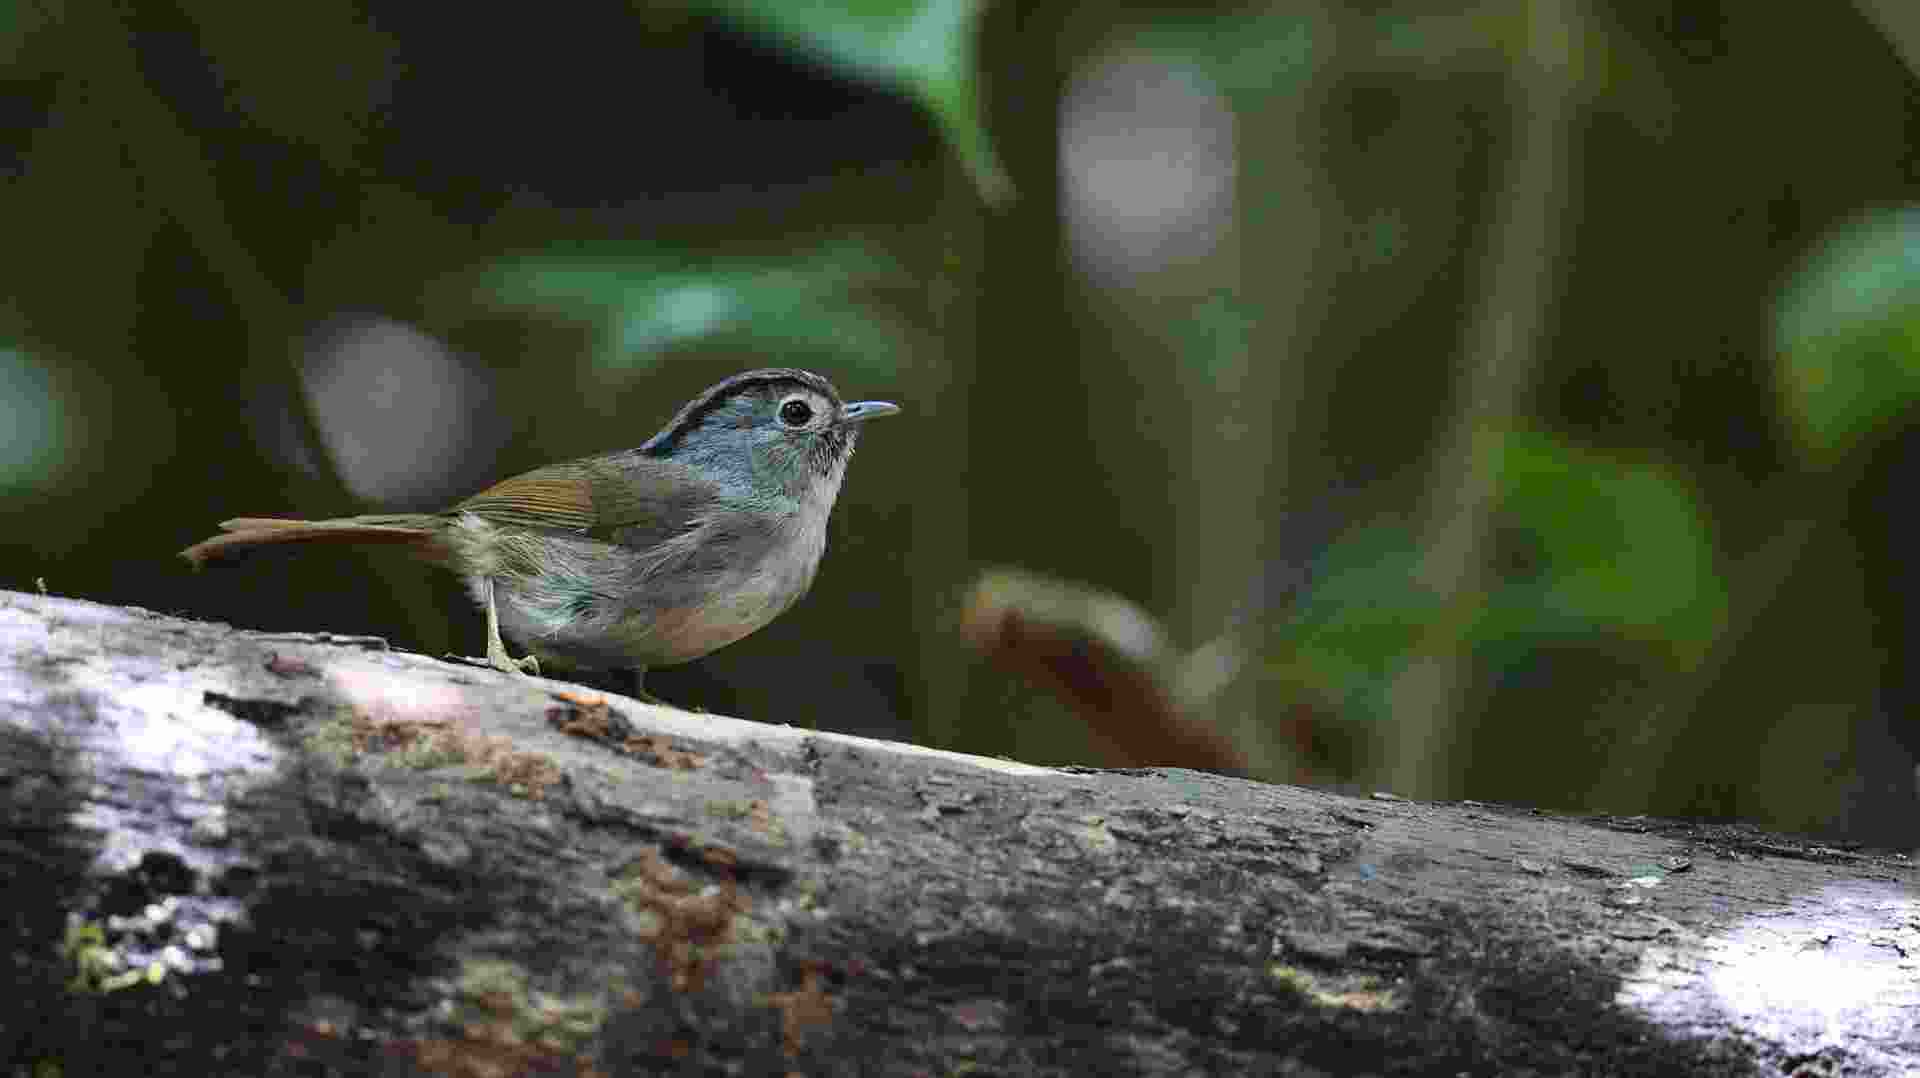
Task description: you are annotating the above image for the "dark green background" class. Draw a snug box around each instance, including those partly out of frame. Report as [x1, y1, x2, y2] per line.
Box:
[5, 1, 1919, 844]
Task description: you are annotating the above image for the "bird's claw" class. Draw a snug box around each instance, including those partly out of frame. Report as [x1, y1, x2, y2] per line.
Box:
[493, 650, 540, 676]
[446, 651, 541, 676]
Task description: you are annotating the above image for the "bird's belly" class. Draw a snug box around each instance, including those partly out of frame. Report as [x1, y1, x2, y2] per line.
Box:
[623, 587, 789, 664]
[479, 504, 829, 671]
[496, 558, 812, 669]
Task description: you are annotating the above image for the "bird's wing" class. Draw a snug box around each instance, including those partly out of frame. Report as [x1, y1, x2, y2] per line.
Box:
[453, 461, 597, 532]
[452, 455, 719, 552]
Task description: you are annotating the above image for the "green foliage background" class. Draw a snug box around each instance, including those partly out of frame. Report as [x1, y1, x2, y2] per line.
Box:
[5, 0, 1920, 842]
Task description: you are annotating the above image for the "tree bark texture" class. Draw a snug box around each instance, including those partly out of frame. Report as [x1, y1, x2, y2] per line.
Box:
[2, 590, 1915, 1076]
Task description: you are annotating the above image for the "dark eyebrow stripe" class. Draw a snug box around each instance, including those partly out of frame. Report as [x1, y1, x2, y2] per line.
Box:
[640, 368, 840, 456]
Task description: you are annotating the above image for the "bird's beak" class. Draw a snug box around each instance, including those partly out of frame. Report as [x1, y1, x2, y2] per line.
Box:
[841, 400, 902, 423]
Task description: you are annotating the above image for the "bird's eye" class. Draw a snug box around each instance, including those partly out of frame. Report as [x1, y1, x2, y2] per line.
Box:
[778, 398, 814, 428]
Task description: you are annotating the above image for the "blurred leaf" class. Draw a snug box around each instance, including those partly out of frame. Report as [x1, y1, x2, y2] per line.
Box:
[1278, 524, 1434, 721]
[1853, 0, 1920, 82]
[1776, 206, 1920, 459]
[702, 0, 1009, 202]
[1276, 431, 1724, 718]
[0, 346, 69, 492]
[475, 242, 917, 373]
[2, 0, 61, 68]
[1488, 429, 1726, 662]
[1187, 292, 1253, 379]
[1132, 6, 1317, 97]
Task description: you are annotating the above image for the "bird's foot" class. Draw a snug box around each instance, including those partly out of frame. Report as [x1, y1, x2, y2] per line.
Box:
[602, 667, 672, 708]
[446, 650, 541, 676]
[492, 648, 541, 676]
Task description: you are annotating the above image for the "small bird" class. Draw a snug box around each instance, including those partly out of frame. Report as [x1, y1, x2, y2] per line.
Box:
[181, 368, 899, 695]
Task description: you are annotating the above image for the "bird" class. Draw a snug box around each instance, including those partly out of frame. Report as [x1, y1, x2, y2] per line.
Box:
[180, 368, 899, 698]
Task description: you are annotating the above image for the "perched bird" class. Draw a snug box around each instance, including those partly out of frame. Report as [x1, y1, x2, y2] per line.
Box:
[181, 368, 899, 696]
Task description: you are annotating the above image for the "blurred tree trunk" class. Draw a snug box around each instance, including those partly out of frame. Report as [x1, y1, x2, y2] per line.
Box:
[908, 160, 986, 754]
[1205, 2, 1345, 777]
[1383, 0, 1582, 799]
[946, 2, 1127, 763]
[1043, 4, 1348, 780]
[1855, 0, 1920, 77]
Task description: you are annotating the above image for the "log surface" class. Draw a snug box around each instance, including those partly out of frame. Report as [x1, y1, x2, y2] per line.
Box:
[2, 590, 1915, 1076]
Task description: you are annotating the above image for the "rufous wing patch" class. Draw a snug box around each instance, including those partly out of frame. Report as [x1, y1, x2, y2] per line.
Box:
[455, 465, 597, 532]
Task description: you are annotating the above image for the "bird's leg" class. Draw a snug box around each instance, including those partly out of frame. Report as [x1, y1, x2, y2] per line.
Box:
[481, 575, 540, 676]
[614, 665, 670, 707]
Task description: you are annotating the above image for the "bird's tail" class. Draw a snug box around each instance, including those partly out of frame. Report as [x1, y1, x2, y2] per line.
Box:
[178, 514, 442, 568]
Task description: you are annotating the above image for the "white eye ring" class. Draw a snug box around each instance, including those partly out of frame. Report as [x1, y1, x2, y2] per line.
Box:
[777, 395, 816, 428]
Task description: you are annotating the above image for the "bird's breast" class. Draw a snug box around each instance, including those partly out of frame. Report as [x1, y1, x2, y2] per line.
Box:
[617, 500, 831, 665]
